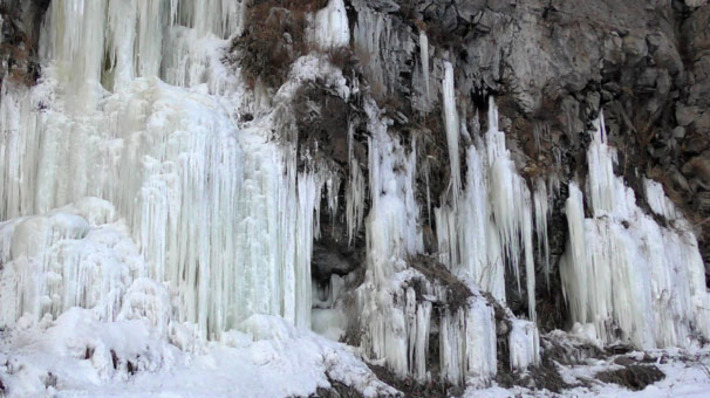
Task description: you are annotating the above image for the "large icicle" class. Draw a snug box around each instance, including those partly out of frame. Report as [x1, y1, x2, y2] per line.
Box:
[560, 116, 710, 349]
[442, 62, 461, 203]
[419, 30, 430, 102]
[436, 95, 539, 321]
[313, 0, 351, 49]
[484, 98, 537, 322]
[534, 179, 551, 287]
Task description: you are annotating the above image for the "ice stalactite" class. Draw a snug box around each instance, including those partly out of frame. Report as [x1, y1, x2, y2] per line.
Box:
[313, 0, 351, 50]
[357, 98, 424, 377]
[560, 116, 710, 349]
[442, 62, 461, 204]
[435, 148, 506, 302]
[352, 3, 415, 101]
[346, 157, 366, 245]
[644, 178, 681, 220]
[534, 179, 551, 287]
[419, 30, 430, 103]
[484, 98, 537, 323]
[346, 122, 366, 245]
[171, 0, 247, 39]
[509, 319, 541, 370]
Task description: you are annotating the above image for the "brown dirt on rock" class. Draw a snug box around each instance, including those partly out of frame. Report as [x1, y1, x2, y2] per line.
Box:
[366, 363, 460, 398]
[408, 254, 472, 313]
[596, 364, 665, 391]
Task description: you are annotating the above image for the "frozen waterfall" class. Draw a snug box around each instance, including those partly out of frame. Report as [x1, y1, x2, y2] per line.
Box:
[560, 116, 710, 349]
[0, 0, 708, 395]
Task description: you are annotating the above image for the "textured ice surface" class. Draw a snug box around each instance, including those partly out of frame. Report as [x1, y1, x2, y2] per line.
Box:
[1, 0, 708, 396]
[560, 117, 710, 349]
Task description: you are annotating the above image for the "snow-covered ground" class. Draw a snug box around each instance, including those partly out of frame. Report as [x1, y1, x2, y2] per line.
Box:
[469, 347, 710, 398]
[2, 313, 709, 397]
[0, 309, 396, 397]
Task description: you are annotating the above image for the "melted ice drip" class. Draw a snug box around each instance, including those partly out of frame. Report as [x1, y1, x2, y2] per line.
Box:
[0, 0, 334, 337]
[560, 117, 710, 349]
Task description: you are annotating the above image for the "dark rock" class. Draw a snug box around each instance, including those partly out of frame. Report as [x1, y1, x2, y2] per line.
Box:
[676, 105, 701, 126]
[596, 364, 665, 391]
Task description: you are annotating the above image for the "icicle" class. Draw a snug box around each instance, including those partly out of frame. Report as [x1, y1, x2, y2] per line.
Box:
[346, 158, 365, 245]
[313, 0, 350, 49]
[442, 62, 461, 204]
[173, 0, 247, 39]
[534, 179, 551, 287]
[419, 30, 430, 102]
[522, 190, 536, 323]
[509, 319, 541, 370]
[644, 178, 680, 220]
[484, 98, 537, 315]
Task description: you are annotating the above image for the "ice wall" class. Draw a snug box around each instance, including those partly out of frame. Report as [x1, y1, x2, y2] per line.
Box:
[0, 0, 327, 338]
[560, 117, 710, 349]
[0, 200, 147, 328]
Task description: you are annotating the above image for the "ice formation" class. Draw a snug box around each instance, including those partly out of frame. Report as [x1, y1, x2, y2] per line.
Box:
[313, 0, 351, 49]
[442, 62, 462, 202]
[435, 94, 541, 323]
[4, 0, 708, 395]
[560, 117, 710, 349]
[352, 96, 504, 384]
[419, 30, 430, 102]
[352, 68, 546, 384]
[0, 0, 344, 339]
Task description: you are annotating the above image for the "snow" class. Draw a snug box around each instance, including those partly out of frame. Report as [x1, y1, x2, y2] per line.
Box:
[0, 310, 396, 398]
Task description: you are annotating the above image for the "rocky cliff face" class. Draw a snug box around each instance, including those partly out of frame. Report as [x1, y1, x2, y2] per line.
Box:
[341, 0, 710, 276]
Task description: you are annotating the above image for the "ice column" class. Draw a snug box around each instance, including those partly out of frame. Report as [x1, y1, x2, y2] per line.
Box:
[314, 0, 351, 49]
[419, 31, 430, 102]
[442, 62, 461, 202]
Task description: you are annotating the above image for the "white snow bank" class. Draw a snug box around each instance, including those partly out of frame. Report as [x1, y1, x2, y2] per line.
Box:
[0, 311, 397, 398]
